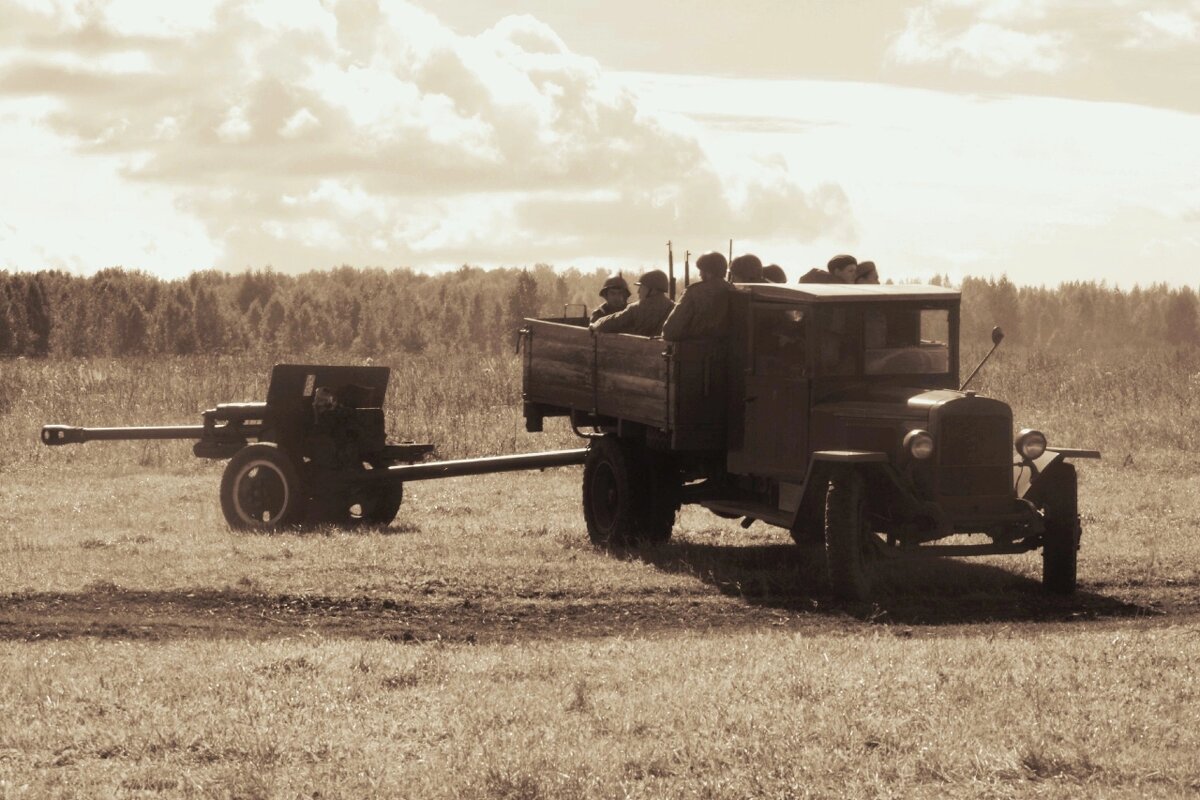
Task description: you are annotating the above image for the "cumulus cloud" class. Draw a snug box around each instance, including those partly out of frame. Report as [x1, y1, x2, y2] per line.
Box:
[889, 0, 1200, 78]
[1126, 8, 1199, 48]
[0, 0, 846, 270]
[888, 3, 1069, 76]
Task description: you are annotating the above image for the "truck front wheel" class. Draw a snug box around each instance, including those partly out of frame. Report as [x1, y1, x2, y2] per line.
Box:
[1028, 460, 1080, 594]
[1042, 516, 1078, 594]
[582, 436, 674, 546]
[824, 469, 875, 601]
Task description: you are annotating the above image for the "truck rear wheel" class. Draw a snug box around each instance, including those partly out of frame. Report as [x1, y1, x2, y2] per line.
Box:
[582, 436, 675, 546]
[824, 469, 874, 601]
[221, 443, 307, 532]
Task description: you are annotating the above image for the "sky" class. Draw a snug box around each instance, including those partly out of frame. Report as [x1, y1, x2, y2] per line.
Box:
[0, 0, 1198, 287]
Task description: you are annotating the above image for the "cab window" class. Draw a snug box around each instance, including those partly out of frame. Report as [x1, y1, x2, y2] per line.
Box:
[817, 306, 858, 375]
[863, 307, 950, 374]
[753, 306, 809, 375]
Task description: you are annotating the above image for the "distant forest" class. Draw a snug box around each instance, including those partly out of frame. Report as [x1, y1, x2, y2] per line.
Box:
[1, 266, 1197, 358]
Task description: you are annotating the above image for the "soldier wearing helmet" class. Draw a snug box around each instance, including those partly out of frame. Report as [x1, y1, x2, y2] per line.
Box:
[590, 269, 676, 337]
[729, 253, 765, 283]
[800, 254, 858, 284]
[762, 264, 787, 283]
[662, 251, 732, 342]
[590, 274, 631, 323]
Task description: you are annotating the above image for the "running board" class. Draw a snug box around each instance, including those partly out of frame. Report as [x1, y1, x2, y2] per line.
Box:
[884, 540, 1040, 558]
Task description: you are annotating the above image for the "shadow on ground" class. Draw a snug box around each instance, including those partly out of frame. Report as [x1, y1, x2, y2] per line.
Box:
[1, 544, 1188, 644]
[624, 539, 1172, 626]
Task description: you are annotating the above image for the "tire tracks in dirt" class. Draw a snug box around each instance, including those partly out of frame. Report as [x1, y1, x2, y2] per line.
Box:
[0, 582, 1195, 644]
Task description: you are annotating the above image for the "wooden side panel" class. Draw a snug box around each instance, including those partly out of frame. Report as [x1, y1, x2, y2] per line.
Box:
[523, 320, 594, 410]
[523, 320, 729, 451]
[594, 334, 669, 427]
[668, 341, 728, 450]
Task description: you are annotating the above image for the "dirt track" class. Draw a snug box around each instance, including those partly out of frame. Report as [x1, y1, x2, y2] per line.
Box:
[2, 572, 1194, 644]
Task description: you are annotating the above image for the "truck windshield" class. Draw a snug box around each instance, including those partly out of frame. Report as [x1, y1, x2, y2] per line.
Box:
[863, 307, 950, 375]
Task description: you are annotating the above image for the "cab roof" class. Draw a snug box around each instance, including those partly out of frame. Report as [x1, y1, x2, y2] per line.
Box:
[733, 282, 960, 304]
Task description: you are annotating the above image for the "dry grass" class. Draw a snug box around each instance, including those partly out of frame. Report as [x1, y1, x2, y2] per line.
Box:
[1, 347, 1199, 798]
[1, 631, 1197, 798]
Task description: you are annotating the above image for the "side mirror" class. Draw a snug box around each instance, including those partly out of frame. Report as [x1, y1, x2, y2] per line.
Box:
[961, 325, 1007, 391]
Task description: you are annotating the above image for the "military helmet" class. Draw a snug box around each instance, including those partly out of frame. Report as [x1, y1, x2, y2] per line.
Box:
[695, 251, 728, 278]
[635, 269, 669, 294]
[599, 274, 631, 298]
[730, 254, 764, 283]
[762, 264, 787, 283]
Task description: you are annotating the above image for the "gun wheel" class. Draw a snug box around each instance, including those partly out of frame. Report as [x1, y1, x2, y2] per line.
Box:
[347, 483, 404, 527]
[221, 444, 307, 532]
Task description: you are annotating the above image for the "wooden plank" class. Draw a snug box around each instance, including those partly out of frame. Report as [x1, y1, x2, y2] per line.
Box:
[590, 334, 670, 425]
[596, 394, 666, 425]
[597, 373, 666, 396]
[524, 320, 595, 412]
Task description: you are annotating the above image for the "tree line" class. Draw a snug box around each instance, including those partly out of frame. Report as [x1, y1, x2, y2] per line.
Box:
[1, 267, 1197, 358]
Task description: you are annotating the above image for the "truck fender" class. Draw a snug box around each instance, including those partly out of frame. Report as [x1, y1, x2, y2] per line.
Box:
[1016, 447, 1098, 500]
[790, 451, 890, 539]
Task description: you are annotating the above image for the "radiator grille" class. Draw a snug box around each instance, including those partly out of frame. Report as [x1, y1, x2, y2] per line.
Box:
[938, 414, 1011, 497]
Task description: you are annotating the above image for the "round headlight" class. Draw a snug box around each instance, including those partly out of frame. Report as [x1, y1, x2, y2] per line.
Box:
[904, 429, 935, 460]
[1016, 428, 1047, 460]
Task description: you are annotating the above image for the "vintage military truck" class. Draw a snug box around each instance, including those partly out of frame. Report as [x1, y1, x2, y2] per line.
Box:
[521, 282, 1099, 599]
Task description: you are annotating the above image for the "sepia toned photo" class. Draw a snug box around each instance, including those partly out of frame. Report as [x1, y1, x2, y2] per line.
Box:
[2, 1, 1198, 797]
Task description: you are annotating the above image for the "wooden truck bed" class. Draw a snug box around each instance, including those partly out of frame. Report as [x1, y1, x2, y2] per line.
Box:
[520, 319, 727, 450]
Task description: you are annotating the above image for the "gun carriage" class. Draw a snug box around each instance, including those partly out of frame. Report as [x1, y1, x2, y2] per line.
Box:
[42, 364, 585, 531]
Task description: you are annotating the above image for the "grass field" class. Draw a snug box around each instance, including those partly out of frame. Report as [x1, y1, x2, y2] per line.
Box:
[1, 347, 1199, 798]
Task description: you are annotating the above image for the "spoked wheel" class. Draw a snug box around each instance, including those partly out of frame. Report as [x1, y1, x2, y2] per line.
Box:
[824, 468, 878, 601]
[220, 444, 307, 532]
[582, 436, 677, 547]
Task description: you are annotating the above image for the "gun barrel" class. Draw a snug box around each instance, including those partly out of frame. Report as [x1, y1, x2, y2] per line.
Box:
[41, 424, 207, 446]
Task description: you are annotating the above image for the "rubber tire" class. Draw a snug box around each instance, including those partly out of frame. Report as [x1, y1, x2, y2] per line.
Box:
[643, 449, 681, 544]
[348, 483, 404, 527]
[1033, 461, 1079, 595]
[221, 443, 307, 532]
[582, 436, 676, 546]
[824, 469, 874, 601]
[1042, 516, 1078, 594]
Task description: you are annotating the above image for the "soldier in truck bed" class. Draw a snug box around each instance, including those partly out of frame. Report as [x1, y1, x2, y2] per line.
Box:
[590, 274, 631, 323]
[589, 269, 675, 337]
[799, 253, 858, 284]
[662, 251, 732, 341]
[729, 253, 765, 283]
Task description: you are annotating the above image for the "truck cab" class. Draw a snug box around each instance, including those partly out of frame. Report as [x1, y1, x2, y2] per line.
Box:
[520, 282, 1097, 600]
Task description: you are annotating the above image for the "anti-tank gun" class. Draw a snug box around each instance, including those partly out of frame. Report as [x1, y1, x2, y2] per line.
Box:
[42, 363, 586, 530]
